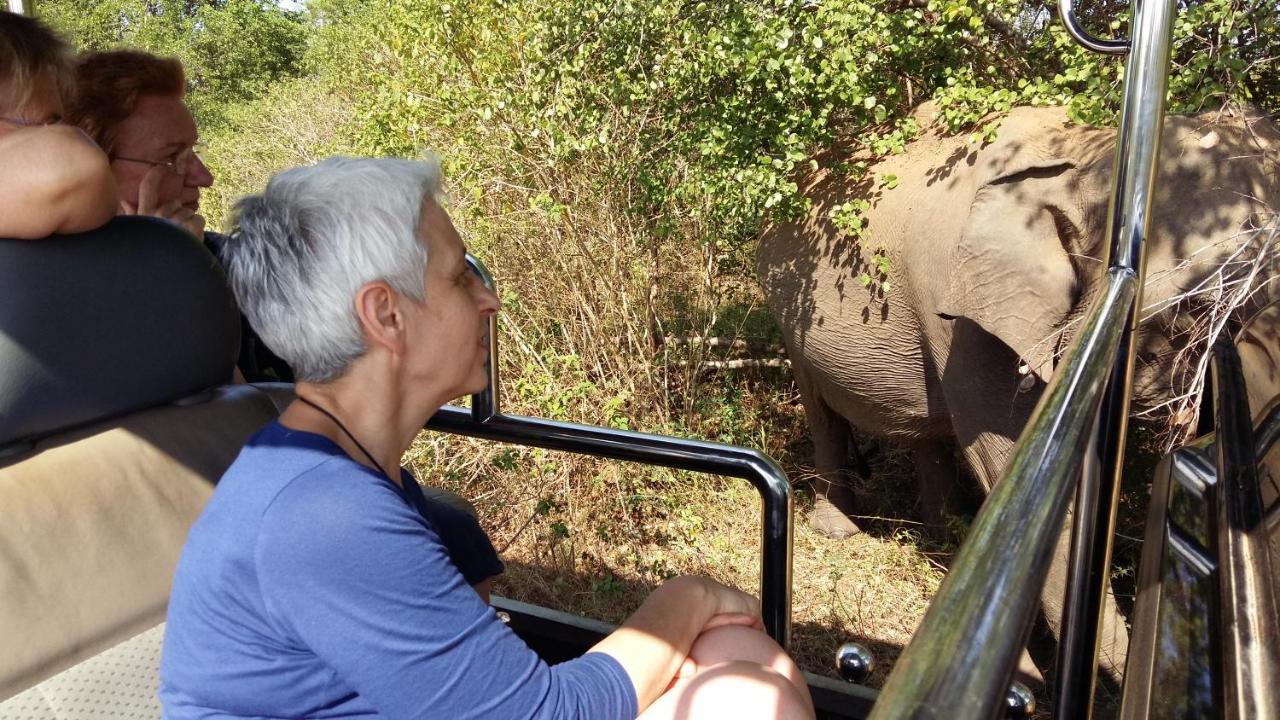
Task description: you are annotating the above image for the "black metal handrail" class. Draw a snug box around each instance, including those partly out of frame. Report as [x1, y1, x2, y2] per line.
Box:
[870, 0, 1178, 714]
[426, 256, 795, 647]
[1054, 0, 1177, 712]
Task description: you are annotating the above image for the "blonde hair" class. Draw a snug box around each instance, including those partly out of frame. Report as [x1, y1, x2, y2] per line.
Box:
[0, 12, 73, 115]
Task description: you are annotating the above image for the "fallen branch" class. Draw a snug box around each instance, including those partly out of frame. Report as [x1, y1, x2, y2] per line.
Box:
[1026, 212, 1278, 450]
[658, 335, 788, 356]
[674, 358, 792, 373]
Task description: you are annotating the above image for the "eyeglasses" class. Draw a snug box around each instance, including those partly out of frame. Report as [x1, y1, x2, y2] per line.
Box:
[112, 144, 205, 175]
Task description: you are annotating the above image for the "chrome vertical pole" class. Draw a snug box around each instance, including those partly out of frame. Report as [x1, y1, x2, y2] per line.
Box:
[6, 0, 37, 16]
[1054, 0, 1178, 715]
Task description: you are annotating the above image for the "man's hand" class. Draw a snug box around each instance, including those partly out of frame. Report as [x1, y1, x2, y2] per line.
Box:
[118, 162, 205, 237]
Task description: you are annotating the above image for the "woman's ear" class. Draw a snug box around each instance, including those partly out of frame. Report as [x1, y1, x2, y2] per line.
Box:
[937, 157, 1086, 380]
[353, 281, 404, 354]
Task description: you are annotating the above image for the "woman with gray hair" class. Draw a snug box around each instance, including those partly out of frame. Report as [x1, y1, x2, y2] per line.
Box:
[159, 156, 814, 720]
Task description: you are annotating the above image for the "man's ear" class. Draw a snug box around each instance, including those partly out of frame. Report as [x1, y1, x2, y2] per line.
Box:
[353, 281, 403, 354]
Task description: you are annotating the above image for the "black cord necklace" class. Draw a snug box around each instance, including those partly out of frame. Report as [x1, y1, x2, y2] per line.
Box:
[296, 396, 385, 477]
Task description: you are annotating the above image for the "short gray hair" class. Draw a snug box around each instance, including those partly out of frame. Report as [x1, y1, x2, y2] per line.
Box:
[222, 156, 442, 382]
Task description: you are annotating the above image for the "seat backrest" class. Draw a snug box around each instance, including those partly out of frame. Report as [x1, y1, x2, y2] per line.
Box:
[0, 217, 239, 453]
[0, 219, 292, 699]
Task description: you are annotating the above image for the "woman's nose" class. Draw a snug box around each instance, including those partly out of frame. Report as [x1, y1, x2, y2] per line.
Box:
[476, 284, 499, 316]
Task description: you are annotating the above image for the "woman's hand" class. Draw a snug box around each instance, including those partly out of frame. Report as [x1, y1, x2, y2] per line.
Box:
[658, 576, 763, 689]
[669, 575, 763, 632]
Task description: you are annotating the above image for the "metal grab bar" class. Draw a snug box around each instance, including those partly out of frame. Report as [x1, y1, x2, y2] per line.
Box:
[1059, 0, 1130, 55]
[1055, 0, 1177, 711]
[428, 406, 795, 646]
[868, 270, 1136, 719]
[427, 256, 794, 647]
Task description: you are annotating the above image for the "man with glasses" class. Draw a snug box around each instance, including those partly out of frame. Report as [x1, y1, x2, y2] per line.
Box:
[68, 50, 213, 239]
[67, 48, 290, 382]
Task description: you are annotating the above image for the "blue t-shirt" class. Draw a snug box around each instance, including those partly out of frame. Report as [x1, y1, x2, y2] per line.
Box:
[159, 421, 637, 720]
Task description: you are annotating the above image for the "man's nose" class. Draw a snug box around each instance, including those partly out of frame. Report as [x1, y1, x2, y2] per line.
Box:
[185, 154, 214, 188]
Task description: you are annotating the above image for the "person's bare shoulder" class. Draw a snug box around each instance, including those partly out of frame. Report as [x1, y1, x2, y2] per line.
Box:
[0, 125, 117, 239]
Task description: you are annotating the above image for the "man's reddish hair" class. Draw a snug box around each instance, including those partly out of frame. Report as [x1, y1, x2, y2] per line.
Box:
[68, 50, 185, 156]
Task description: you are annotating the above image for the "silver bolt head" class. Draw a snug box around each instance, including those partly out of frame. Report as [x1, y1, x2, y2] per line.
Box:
[835, 642, 875, 684]
[1005, 681, 1036, 717]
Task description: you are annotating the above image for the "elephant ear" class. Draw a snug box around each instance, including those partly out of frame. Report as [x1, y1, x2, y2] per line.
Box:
[938, 156, 1087, 381]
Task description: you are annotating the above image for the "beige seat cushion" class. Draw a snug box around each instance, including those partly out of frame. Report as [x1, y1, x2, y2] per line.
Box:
[0, 624, 164, 720]
[0, 385, 285, 699]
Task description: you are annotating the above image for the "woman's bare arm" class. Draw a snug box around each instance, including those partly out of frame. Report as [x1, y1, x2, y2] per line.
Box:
[0, 125, 117, 239]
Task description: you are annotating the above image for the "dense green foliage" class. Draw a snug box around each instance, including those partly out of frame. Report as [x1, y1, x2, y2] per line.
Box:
[40, 0, 1279, 442]
[42, 0, 308, 127]
[292, 0, 1276, 256]
[45, 0, 1277, 256]
[38, 0, 1277, 435]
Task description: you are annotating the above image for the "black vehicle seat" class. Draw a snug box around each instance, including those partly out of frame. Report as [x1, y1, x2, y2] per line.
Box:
[0, 218, 294, 708]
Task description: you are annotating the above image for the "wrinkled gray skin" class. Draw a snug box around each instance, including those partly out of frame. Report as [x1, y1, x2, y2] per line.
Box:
[758, 103, 1279, 682]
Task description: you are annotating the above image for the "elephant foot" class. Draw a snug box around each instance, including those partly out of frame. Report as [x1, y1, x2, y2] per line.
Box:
[809, 497, 863, 538]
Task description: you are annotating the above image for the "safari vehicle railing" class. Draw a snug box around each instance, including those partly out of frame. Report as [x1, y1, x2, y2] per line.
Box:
[428, 257, 795, 647]
[870, 0, 1183, 717]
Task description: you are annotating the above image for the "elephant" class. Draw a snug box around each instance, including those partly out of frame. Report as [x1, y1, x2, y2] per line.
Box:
[757, 103, 1279, 683]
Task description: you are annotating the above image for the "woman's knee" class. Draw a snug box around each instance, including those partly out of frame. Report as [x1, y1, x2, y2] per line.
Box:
[689, 626, 800, 683]
[641, 661, 814, 720]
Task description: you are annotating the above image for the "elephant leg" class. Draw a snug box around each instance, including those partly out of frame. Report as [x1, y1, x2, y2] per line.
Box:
[906, 439, 957, 532]
[793, 361, 861, 538]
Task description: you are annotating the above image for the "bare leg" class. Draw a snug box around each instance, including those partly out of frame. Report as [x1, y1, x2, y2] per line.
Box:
[640, 626, 814, 720]
[685, 625, 812, 713]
